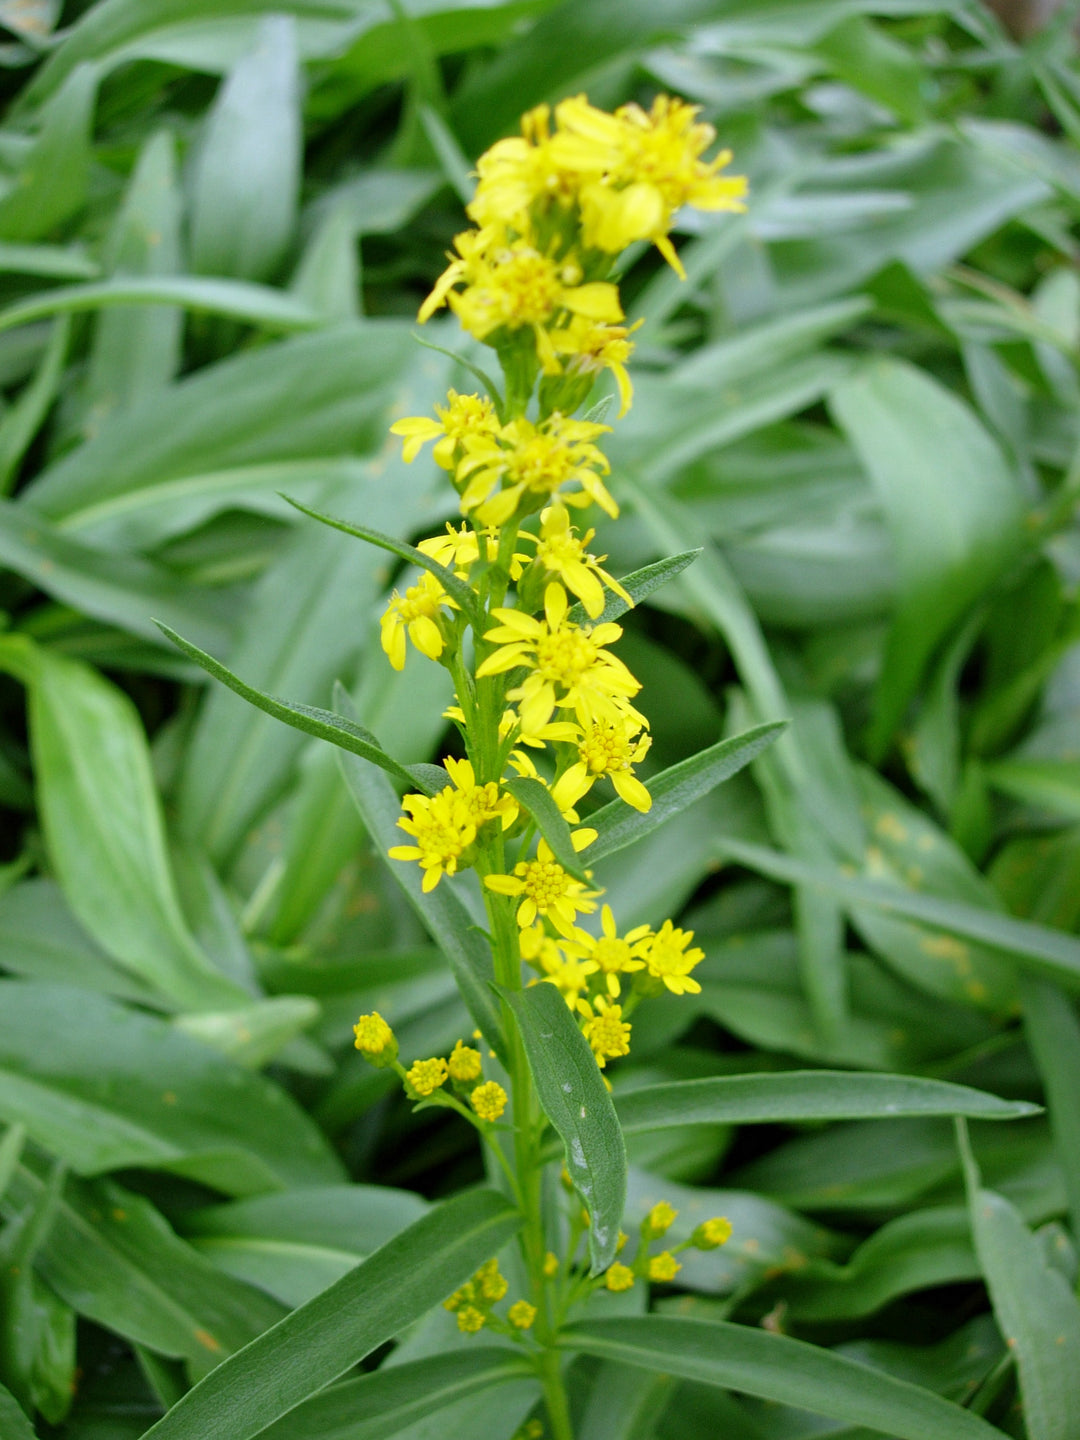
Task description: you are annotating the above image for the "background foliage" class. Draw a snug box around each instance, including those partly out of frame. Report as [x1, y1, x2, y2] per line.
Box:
[0, 0, 1079, 1435]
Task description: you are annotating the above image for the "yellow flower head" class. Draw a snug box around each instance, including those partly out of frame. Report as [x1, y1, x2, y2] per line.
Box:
[485, 837, 599, 937]
[448, 1039, 483, 1083]
[406, 1056, 449, 1097]
[508, 1299, 537, 1329]
[578, 993, 631, 1068]
[471, 1080, 509, 1122]
[379, 570, 456, 671]
[604, 1261, 635, 1293]
[543, 1250, 560, 1277]
[352, 1011, 397, 1064]
[551, 717, 652, 816]
[526, 927, 600, 1008]
[388, 787, 477, 892]
[456, 413, 616, 526]
[456, 1305, 487, 1333]
[468, 102, 580, 232]
[418, 523, 528, 583]
[564, 905, 648, 998]
[391, 389, 500, 468]
[643, 1200, 678, 1239]
[693, 1216, 733, 1250]
[528, 504, 631, 619]
[475, 1257, 509, 1302]
[648, 1251, 682, 1283]
[444, 755, 519, 831]
[419, 226, 622, 375]
[550, 315, 641, 418]
[477, 583, 644, 737]
[643, 919, 705, 995]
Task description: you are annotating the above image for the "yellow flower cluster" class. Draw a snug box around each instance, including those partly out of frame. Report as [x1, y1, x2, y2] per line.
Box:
[599, 1199, 732, 1292]
[353, 1016, 508, 1123]
[377, 93, 739, 1077]
[444, 1258, 536, 1335]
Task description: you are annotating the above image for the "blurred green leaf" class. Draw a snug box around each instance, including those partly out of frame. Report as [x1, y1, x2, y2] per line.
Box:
[0, 1381, 34, 1440]
[0, 63, 96, 241]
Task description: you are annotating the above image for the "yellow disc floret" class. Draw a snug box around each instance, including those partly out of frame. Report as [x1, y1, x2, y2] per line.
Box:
[448, 1039, 483, 1083]
[693, 1216, 733, 1250]
[456, 1305, 487, 1333]
[471, 1081, 509, 1122]
[485, 837, 599, 937]
[388, 787, 477, 892]
[604, 1262, 636, 1293]
[352, 1011, 397, 1065]
[508, 1299, 537, 1329]
[644, 1201, 678, 1239]
[406, 1056, 450, 1097]
[648, 1251, 682, 1283]
[577, 994, 631, 1068]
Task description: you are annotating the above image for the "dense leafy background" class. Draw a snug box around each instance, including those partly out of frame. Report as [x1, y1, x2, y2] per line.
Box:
[0, 0, 1079, 1436]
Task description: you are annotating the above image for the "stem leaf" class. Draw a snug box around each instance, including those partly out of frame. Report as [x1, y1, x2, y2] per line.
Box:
[502, 981, 626, 1275]
[503, 776, 589, 884]
[566, 549, 701, 628]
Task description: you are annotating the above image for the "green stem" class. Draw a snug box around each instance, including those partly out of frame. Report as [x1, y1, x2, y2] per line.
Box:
[539, 1348, 575, 1440]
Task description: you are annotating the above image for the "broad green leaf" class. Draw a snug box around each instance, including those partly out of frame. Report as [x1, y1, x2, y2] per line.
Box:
[0, 1381, 34, 1440]
[257, 1349, 535, 1440]
[173, 997, 319, 1070]
[566, 549, 701, 627]
[716, 838, 1080, 991]
[959, 1122, 1080, 1440]
[19, 644, 247, 1010]
[1, 1165, 285, 1375]
[816, 15, 926, 123]
[138, 1188, 521, 1440]
[189, 16, 301, 283]
[84, 128, 183, 424]
[283, 495, 485, 632]
[504, 775, 589, 883]
[830, 359, 1024, 756]
[157, 622, 433, 797]
[0, 980, 343, 1193]
[614, 1072, 1037, 1134]
[578, 1361, 673, 1440]
[586, 723, 787, 864]
[0, 276, 320, 337]
[0, 65, 96, 242]
[337, 736, 507, 1060]
[503, 981, 626, 1273]
[561, 1316, 1004, 1440]
[0, 498, 234, 652]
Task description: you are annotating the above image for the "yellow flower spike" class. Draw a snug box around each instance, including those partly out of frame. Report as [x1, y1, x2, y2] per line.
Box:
[471, 1080, 509, 1122]
[379, 571, 457, 671]
[352, 1011, 398, 1066]
[642, 920, 705, 996]
[604, 1262, 636, 1293]
[648, 1251, 682, 1283]
[406, 1056, 450, 1097]
[448, 1039, 483, 1083]
[484, 837, 600, 937]
[531, 504, 632, 619]
[577, 994, 631, 1068]
[643, 1200, 678, 1240]
[388, 787, 477, 892]
[508, 1299, 538, 1329]
[543, 1251, 560, 1276]
[456, 1305, 487, 1333]
[693, 1216, 733, 1250]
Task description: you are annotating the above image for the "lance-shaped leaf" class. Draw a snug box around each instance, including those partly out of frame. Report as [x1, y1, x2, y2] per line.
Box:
[284, 496, 486, 633]
[561, 1317, 1004, 1440]
[336, 725, 506, 1061]
[503, 776, 589, 884]
[503, 982, 626, 1274]
[567, 549, 701, 627]
[959, 1121, 1080, 1440]
[257, 1349, 536, 1440]
[614, 1072, 1038, 1134]
[155, 623, 437, 796]
[716, 838, 1080, 990]
[140, 1188, 521, 1440]
[0, 1382, 34, 1440]
[586, 722, 787, 864]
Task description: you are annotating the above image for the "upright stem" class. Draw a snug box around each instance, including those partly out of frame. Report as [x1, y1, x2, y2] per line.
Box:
[539, 1348, 575, 1440]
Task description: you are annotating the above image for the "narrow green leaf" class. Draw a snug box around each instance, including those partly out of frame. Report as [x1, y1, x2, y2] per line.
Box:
[959, 1120, 1080, 1440]
[283, 495, 485, 632]
[0, 1381, 34, 1440]
[0, 1123, 24, 1204]
[257, 1349, 534, 1440]
[504, 775, 589, 883]
[615, 1072, 1038, 1133]
[139, 1188, 521, 1440]
[586, 722, 787, 864]
[566, 549, 702, 627]
[717, 838, 1080, 990]
[0, 64, 96, 242]
[155, 622, 435, 797]
[335, 724, 507, 1061]
[0, 314, 69, 494]
[0, 276, 321, 337]
[503, 982, 626, 1274]
[561, 1317, 1004, 1440]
